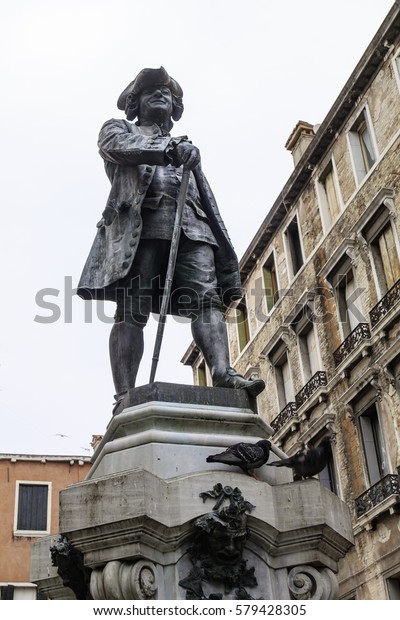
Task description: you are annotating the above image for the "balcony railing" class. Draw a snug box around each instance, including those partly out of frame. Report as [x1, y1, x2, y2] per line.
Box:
[370, 278, 400, 328]
[271, 402, 297, 434]
[355, 473, 400, 518]
[295, 371, 327, 409]
[333, 323, 371, 367]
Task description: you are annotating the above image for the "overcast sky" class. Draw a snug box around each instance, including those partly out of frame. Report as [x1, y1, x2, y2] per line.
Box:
[0, 0, 395, 456]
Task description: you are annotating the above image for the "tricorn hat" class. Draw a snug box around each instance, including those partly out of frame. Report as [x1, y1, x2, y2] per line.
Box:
[117, 66, 183, 111]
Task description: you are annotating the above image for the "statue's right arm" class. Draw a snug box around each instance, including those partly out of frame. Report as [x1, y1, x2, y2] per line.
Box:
[98, 119, 173, 167]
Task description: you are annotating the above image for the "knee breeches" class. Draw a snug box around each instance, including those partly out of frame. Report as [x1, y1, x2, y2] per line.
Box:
[114, 236, 223, 326]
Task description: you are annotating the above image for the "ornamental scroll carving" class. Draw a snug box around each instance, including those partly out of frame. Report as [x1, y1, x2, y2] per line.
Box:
[287, 565, 338, 600]
[90, 560, 158, 600]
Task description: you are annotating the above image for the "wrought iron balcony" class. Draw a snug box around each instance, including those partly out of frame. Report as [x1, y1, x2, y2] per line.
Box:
[295, 371, 327, 409]
[271, 402, 297, 434]
[370, 278, 400, 328]
[355, 473, 400, 518]
[333, 323, 371, 367]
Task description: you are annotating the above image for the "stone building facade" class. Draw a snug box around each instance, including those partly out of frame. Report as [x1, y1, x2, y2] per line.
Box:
[182, 4, 400, 600]
[0, 454, 91, 599]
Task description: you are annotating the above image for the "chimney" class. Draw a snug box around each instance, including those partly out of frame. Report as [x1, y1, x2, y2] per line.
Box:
[285, 120, 315, 166]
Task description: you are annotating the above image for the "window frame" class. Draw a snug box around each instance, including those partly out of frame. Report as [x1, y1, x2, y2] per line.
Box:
[14, 480, 52, 537]
[312, 434, 338, 496]
[235, 299, 251, 353]
[325, 252, 365, 341]
[297, 323, 320, 385]
[335, 268, 358, 338]
[369, 217, 400, 297]
[315, 157, 343, 232]
[292, 309, 322, 386]
[347, 106, 378, 185]
[392, 47, 400, 94]
[283, 213, 305, 281]
[358, 402, 389, 486]
[355, 189, 400, 300]
[318, 454, 339, 496]
[262, 250, 280, 314]
[351, 392, 391, 488]
[269, 342, 295, 412]
[197, 360, 207, 387]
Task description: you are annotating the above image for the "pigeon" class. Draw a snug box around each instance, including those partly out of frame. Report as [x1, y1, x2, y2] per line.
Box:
[267, 437, 333, 480]
[206, 439, 271, 479]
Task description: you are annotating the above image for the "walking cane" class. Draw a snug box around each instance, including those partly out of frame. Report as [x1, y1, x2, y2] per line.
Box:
[149, 166, 191, 383]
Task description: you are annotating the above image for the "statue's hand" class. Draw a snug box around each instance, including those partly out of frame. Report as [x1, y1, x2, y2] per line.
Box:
[174, 141, 200, 170]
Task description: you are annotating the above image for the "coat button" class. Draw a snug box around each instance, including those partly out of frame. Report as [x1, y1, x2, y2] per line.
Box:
[125, 251, 132, 258]
[129, 239, 136, 246]
[122, 261, 129, 269]
[145, 166, 152, 172]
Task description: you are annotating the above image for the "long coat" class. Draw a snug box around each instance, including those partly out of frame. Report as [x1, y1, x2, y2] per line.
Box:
[77, 119, 242, 310]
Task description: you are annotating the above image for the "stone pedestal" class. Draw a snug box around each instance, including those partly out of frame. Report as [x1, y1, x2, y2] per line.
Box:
[31, 383, 354, 600]
[87, 382, 288, 483]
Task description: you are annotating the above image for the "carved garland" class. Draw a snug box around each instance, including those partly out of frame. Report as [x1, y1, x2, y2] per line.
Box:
[179, 484, 258, 600]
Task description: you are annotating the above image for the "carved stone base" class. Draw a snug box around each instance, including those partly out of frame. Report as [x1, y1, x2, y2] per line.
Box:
[30, 385, 354, 600]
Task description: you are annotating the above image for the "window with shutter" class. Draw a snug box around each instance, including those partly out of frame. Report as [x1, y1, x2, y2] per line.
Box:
[197, 362, 207, 387]
[262, 253, 279, 313]
[348, 108, 377, 184]
[372, 222, 400, 292]
[274, 351, 295, 411]
[359, 404, 388, 486]
[14, 482, 51, 535]
[318, 457, 338, 495]
[360, 199, 400, 299]
[284, 215, 304, 280]
[1, 585, 15, 600]
[335, 269, 364, 338]
[236, 302, 250, 352]
[316, 159, 342, 231]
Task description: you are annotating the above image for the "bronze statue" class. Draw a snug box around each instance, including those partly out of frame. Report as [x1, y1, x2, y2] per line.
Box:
[78, 67, 265, 408]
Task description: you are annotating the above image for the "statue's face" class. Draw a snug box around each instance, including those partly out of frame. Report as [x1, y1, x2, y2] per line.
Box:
[139, 85, 173, 123]
[207, 527, 247, 566]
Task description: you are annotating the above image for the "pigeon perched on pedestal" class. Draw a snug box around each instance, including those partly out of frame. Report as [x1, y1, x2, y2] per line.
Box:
[206, 439, 271, 479]
[267, 437, 333, 480]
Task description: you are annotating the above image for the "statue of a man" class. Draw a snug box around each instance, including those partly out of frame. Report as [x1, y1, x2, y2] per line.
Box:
[78, 67, 265, 408]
